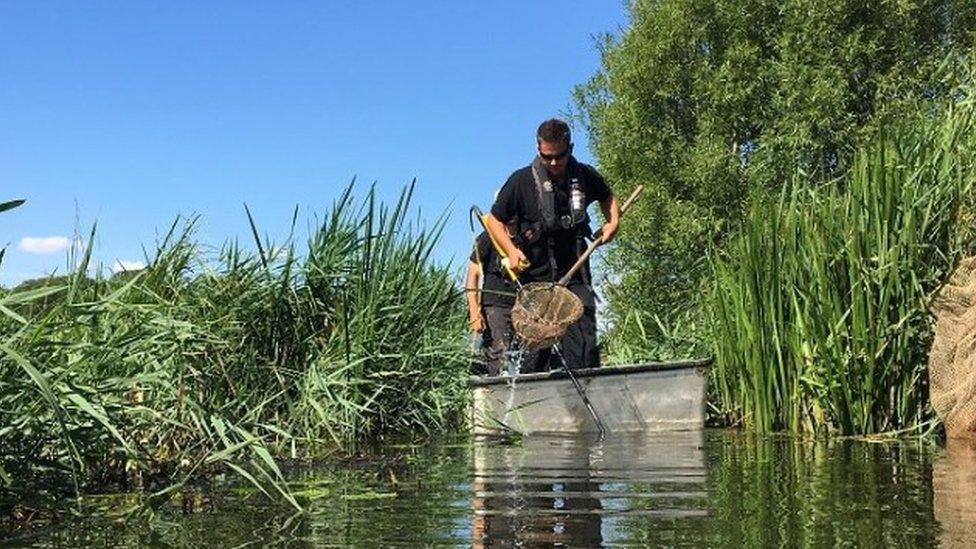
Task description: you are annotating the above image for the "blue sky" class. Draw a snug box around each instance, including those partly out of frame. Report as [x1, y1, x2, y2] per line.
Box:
[0, 1, 628, 286]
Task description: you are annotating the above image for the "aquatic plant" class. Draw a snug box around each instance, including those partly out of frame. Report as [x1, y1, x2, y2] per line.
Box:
[709, 90, 976, 433]
[601, 306, 711, 365]
[0, 182, 467, 512]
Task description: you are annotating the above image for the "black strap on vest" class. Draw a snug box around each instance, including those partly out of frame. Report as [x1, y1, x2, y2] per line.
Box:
[530, 156, 592, 284]
[530, 156, 559, 280]
[530, 156, 558, 233]
[530, 156, 589, 232]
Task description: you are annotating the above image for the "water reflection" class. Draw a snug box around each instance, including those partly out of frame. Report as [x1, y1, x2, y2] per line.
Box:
[703, 434, 941, 547]
[471, 431, 706, 546]
[9, 430, 976, 547]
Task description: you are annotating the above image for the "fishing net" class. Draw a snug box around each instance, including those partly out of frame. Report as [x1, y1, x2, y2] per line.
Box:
[929, 257, 976, 438]
[512, 282, 583, 350]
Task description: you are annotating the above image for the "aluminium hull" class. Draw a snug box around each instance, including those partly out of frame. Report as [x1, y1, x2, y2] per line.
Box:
[469, 359, 711, 435]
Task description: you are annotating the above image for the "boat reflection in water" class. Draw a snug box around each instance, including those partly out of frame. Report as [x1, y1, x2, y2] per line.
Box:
[470, 430, 706, 547]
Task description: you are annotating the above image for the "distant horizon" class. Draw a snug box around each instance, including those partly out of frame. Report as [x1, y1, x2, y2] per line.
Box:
[1, 2, 628, 287]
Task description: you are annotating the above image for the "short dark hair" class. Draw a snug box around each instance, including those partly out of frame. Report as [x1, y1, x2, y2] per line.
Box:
[536, 118, 571, 145]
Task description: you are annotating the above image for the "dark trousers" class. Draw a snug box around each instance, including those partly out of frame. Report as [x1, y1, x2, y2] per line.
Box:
[485, 305, 552, 375]
[483, 283, 598, 375]
[484, 305, 513, 376]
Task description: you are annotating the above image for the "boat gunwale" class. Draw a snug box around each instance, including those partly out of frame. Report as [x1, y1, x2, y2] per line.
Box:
[468, 358, 713, 387]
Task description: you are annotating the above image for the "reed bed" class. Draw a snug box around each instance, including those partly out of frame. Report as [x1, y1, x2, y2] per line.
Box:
[0, 182, 467, 512]
[709, 96, 976, 434]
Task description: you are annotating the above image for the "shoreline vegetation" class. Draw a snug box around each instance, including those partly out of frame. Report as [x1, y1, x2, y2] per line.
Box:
[577, 0, 976, 434]
[576, 0, 976, 378]
[1, 183, 468, 517]
[710, 95, 976, 434]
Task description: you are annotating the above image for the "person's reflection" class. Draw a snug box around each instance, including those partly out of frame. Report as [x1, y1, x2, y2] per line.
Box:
[472, 437, 603, 547]
[934, 437, 976, 548]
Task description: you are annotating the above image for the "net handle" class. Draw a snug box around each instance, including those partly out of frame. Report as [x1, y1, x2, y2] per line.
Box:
[558, 185, 644, 286]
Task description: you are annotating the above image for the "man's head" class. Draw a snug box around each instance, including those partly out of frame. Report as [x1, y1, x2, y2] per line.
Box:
[536, 118, 573, 179]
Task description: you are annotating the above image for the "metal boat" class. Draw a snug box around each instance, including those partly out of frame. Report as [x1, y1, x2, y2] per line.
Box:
[469, 359, 711, 434]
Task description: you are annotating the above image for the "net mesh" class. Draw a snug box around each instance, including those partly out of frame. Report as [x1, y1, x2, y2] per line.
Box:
[929, 257, 976, 438]
[512, 282, 583, 350]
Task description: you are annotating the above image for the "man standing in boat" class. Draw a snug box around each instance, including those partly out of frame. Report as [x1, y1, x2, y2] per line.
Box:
[486, 118, 620, 371]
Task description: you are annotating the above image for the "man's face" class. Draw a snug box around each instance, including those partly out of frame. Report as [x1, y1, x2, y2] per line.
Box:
[537, 139, 572, 179]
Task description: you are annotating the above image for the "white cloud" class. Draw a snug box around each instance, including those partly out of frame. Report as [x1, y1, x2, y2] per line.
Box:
[18, 236, 72, 255]
[112, 260, 146, 274]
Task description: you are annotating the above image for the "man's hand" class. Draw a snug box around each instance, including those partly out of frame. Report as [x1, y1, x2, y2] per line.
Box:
[598, 221, 619, 244]
[469, 312, 485, 333]
[487, 213, 529, 277]
[504, 247, 530, 273]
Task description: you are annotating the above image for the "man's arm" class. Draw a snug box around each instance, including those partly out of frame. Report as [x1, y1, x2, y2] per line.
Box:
[465, 260, 485, 332]
[486, 214, 528, 273]
[598, 193, 621, 244]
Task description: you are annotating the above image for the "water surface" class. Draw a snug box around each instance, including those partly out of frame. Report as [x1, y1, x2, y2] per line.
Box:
[8, 430, 976, 547]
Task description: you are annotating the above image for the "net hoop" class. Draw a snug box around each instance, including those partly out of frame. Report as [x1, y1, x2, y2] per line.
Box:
[511, 282, 583, 350]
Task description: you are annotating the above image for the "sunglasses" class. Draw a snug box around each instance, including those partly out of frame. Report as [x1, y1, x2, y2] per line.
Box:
[539, 148, 571, 162]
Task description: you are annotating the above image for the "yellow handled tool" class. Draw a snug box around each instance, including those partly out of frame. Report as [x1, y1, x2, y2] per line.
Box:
[469, 206, 526, 283]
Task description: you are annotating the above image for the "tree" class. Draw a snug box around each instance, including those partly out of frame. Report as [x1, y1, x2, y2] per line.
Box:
[575, 0, 976, 349]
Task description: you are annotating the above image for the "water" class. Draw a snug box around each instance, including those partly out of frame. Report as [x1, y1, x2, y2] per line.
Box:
[6, 430, 976, 547]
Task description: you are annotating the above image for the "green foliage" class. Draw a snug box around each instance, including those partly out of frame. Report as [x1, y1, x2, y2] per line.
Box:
[575, 0, 976, 351]
[601, 306, 711, 364]
[708, 92, 976, 434]
[0, 182, 467, 512]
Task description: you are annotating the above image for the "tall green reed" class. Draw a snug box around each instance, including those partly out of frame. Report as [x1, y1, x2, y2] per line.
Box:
[709, 95, 976, 434]
[301, 183, 467, 446]
[0, 182, 466, 512]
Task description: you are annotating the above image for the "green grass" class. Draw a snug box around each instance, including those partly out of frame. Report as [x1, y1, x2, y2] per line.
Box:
[708, 91, 976, 434]
[0, 181, 468, 512]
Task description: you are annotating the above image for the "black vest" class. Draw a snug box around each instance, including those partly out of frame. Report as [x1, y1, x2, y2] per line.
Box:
[518, 157, 594, 282]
